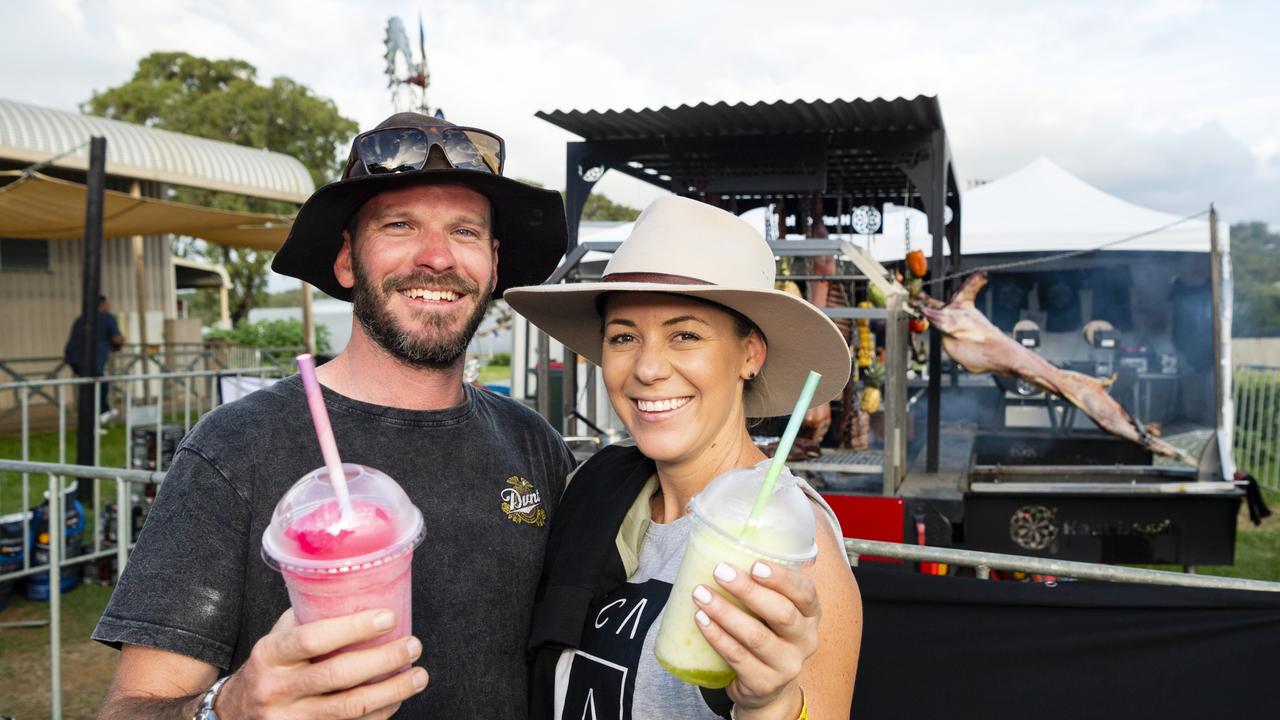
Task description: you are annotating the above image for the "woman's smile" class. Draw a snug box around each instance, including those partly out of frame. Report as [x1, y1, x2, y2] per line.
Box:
[632, 395, 693, 416]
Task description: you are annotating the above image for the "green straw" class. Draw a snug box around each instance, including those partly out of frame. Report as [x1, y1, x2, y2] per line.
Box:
[744, 370, 822, 533]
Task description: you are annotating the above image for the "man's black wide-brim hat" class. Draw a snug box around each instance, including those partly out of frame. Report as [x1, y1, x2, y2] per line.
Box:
[273, 113, 567, 301]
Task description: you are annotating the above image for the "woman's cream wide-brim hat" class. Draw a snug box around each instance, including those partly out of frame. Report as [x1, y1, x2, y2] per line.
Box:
[504, 196, 850, 417]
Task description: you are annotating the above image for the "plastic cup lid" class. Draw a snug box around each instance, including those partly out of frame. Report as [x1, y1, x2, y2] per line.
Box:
[688, 462, 818, 565]
[261, 463, 424, 574]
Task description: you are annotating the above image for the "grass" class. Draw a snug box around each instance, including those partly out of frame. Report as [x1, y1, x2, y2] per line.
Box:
[0, 583, 117, 719]
[477, 362, 512, 384]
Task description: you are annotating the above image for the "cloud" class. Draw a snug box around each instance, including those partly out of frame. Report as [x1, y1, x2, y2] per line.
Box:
[2, 0, 1277, 227]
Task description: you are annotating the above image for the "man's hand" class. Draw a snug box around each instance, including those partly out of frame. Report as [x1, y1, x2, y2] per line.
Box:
[98, 609, 427, 720]
[216, 609, 428, 719]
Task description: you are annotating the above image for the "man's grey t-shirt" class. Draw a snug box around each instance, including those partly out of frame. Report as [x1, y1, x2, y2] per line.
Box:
[94, 376, 573, 719]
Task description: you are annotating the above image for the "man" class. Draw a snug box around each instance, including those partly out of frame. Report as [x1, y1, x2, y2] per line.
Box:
[64, 294, 125, 422]
[93, 114, 574, 719]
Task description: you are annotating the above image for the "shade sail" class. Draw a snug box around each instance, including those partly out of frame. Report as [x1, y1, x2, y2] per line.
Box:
[0, 171, 294, 250]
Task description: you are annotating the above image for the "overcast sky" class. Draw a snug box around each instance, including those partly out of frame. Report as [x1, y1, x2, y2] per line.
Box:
[6, 0, 1278, 235]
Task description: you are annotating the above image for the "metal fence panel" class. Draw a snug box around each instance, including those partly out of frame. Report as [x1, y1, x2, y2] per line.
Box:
[1234, 365, 1279, 492]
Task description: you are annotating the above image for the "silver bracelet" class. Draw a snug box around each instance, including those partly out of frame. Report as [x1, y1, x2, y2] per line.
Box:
[193, 675, 231, 720]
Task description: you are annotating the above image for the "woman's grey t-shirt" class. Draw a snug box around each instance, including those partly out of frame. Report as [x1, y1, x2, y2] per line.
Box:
[553, 514, 723, 720]
[93, 376, 574, 719]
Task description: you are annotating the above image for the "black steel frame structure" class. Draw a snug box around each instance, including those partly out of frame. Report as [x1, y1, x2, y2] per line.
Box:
[537, 96, 962, 471]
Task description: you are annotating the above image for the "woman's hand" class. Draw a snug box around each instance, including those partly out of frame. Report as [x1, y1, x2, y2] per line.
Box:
[692, 559, 820, 720]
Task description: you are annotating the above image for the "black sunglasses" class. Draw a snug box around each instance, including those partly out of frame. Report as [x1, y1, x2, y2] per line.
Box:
[344, 126, 506, 178]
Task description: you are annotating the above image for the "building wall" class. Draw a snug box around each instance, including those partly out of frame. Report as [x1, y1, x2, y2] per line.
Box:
[1234, 338, 1280, 367]
[0, 234, 172, 360]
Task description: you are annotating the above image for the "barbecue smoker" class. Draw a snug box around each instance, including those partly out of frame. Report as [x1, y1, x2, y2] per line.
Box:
[963, 431, 1241, 565]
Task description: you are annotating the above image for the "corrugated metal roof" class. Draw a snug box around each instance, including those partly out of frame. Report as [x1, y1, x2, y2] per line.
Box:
[0, 98, 315, 203]
[537, 96, 946, 141]
[537, 96, 953, 203]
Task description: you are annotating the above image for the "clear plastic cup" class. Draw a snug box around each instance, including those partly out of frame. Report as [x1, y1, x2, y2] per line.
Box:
[262, 464, 425, 663]
[654, 465, 818, 688]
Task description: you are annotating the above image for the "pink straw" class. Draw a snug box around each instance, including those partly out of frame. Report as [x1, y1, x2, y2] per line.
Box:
[296, 354, 355, 525]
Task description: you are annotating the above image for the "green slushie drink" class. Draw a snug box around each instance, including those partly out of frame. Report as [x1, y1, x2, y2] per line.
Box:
[654, 464, 818, 688]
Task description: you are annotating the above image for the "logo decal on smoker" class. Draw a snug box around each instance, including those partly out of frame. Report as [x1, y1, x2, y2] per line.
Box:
[501, 476, 546, 527]
[1010, 505, 1058, 551]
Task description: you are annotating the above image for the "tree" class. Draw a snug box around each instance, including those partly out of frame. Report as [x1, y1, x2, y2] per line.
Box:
[1231, 222, 1280, 337]
[582, 192, 640, 221]
[84, 52, 358, 325]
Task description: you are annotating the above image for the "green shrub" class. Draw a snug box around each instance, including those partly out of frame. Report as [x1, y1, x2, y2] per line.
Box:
[489, 352, 511, 366]
[206, 318, 331, 354]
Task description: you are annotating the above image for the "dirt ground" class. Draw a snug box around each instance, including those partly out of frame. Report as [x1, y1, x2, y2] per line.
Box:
[0, 580, 117, 720]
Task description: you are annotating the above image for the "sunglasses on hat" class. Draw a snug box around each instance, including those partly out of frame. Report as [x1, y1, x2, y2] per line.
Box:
[343, 125, 506, 178]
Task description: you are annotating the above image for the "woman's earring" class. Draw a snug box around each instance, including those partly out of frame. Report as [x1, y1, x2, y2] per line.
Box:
[745, 371, 757, 381]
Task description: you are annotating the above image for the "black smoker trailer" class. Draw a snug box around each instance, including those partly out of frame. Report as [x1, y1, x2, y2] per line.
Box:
[961, 430, 1242, 565]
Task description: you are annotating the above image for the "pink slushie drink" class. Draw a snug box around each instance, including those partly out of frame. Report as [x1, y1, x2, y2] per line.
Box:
[262, 463, 425, 659]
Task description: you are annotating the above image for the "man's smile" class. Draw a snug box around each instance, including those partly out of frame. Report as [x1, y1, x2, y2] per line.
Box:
[398, 288, 462, 304]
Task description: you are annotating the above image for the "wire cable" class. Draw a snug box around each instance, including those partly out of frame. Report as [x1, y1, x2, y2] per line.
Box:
[19, 140, 92, 179]
[922, 208, 1212, 288]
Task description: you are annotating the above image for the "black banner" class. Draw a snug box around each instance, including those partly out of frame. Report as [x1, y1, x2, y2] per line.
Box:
[850, 566, 1280, 719]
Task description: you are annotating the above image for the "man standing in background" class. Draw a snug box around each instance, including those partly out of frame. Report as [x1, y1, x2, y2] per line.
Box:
[63, 294, 125, 422]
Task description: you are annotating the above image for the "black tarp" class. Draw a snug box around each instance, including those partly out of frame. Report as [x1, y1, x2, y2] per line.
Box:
[850, 566, 1280, 719]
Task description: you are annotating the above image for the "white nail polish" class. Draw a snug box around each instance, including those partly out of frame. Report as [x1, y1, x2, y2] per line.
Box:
[752, 561, 772, 579]
[714, 562, 737, 583]
[693, 585, 713, 604]
[695, 610, 711, 626]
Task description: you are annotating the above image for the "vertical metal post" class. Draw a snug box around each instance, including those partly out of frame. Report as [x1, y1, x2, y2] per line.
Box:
[1240, 370, 1256, 475]
[1270, 371, 1279, 491]
[1231, 370, 1244, 470]
[584, 363, 598, 430]
[116, 475, 130, 578]
[48, 473, 63, 720]
[155, 377, 165, 472]
[563, 353, 578, 435]
[1249, 372, 1261, 480]
[93, 476, 102, 557]
[77, 136, 107, 510]
[130, 181, 149, 353]
[21, 384, 30, 478]
[1208, 206, 1227, 440]
[884, 295, 908, 496]
[58, 383, 67, 465]
[93, 381, 101, 466]
[536, 331, 551, 421]
[1264, 373, 1278, 486]
[1247, 369, 1261, 476]
[925, 130, 947, 473]
[184, 375, 192, 430]
[124, 385, 133, 470]
[301, 282, 316, 357]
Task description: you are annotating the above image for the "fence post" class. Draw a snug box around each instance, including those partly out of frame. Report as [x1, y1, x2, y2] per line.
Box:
[116, 475, 130, 579]
[48, 472, 63, 720]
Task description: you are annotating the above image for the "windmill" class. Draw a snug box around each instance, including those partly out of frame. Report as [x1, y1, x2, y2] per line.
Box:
[383, 15, 442, 117]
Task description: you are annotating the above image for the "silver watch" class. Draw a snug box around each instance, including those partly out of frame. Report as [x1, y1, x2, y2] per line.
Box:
[194, 676, 230, 720]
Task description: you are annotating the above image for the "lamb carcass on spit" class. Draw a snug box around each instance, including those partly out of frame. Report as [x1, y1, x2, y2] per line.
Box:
[917, 271, 1199, 466]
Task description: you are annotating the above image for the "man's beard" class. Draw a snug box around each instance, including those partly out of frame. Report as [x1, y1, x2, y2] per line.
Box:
[351, 257, 492, 370]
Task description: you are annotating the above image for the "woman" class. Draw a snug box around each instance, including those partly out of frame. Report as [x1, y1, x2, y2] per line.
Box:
[507, 197, 861, 720]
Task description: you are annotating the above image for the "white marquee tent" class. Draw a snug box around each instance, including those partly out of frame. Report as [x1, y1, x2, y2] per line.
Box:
[870, 157, 1221, 260]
